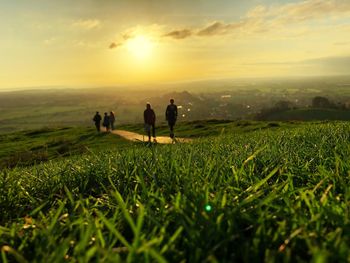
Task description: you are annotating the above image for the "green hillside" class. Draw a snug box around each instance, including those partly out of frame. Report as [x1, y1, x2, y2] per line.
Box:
[0, 127, 129, 169]
[263, 108, 350, 121]
[0, 120, 292, 169]
[1, 122, 350, 262]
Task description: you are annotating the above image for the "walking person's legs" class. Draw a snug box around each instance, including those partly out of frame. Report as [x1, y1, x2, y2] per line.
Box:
[147, 130, 151, 141]
[145, 124, 151, 141]
[169, 121, 175, 138]
[152, 124, 156, 138]
[151, 124, 157, 142]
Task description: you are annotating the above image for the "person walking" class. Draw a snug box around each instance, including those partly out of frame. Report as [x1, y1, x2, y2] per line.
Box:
[165, 99, 178, 138]
[92, 111, 102, 132]
[110, 111, 116, 130]
[103, 112, 110, 132]
[144, 103, 156, 142]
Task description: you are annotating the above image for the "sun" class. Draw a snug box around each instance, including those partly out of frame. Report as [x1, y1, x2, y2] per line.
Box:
[126, 35, 153, 60]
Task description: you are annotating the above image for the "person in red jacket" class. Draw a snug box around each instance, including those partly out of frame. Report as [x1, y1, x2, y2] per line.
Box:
[144, 103, 156, 142]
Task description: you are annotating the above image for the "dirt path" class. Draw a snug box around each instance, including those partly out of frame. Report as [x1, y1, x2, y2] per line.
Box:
[111, 130, 192, 144]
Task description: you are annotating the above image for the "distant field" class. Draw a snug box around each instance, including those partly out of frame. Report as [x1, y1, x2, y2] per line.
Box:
[1, 121, 350, 262]
[263, 108, 350, 121]
[2, 76, 350, 133]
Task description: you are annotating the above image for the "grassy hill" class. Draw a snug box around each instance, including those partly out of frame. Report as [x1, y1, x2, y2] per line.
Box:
[262, 108, 350, 121]
[0, 127, 129, 169]
[1, 121, 350, 262]
[0, 120, 293, 169]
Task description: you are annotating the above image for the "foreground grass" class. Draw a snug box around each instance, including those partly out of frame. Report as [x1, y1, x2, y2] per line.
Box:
[1, 122, 350, 262]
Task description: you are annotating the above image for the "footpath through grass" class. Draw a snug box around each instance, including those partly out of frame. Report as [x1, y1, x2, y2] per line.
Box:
[1, 122, 350, 262]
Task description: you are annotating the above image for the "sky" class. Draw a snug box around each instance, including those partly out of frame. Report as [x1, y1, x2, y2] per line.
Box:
[0, 0, 349, 89]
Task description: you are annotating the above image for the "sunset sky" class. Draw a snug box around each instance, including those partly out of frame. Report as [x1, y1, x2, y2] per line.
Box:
[0, 0, 350, 89]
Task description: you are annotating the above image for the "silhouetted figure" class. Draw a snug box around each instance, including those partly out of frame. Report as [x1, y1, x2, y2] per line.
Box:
[110, 111, 116, 130]
[103, 112, 110, 132]
[166, 99, 178, 138]
[144, 103, 156, 142]
[93, 112, 102, 132]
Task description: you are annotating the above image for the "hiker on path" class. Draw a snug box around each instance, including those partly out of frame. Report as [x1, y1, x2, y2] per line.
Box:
[103, 112, 110, 132]
[144, 103, 156, 142]
[165, 99, 178, 138]
[93, 111, 102, 132]
[110, 111, 116, 130]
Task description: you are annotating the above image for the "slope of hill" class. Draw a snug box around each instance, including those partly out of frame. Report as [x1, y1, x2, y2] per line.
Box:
[0, 127, 129, 169]
[0, 120, 293, 168]
[1, 121, 350, 262]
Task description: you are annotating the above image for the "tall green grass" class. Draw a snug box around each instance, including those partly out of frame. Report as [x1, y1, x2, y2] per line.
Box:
[1, 122, 350, 262]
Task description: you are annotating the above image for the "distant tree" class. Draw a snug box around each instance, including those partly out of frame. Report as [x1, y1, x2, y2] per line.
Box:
[274, 100, 292, 111]
[255, 100, 293, 120]
[312, 96, 332, 108]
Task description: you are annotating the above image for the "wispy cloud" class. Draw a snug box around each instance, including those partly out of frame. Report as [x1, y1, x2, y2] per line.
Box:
[109, 42, 121, 49]
[162, 21, 246, 40]
[163, 29, 193, 39]
[163, 0, 350, 40]
[273, 0, 350, 23]
[72, 19, 101, 30]
[109, 24, 162, 49]
[197, 21, 245, 36]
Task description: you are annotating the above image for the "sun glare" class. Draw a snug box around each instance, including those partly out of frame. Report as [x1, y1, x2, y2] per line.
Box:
[126, 35, 153, 60]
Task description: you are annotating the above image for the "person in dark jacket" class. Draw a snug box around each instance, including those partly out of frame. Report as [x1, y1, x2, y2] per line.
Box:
[93, 111, 102, 132]
[110, 111, 116, 130]
[165, 99, 178, 138]
[144, 103, 156, 142]
[103, 112, 110, 132]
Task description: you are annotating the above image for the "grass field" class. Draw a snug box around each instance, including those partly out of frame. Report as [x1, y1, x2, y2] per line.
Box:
[0, 120, 292, 169]
[1, 121, 350, 262]
[0, 127, 129, 169]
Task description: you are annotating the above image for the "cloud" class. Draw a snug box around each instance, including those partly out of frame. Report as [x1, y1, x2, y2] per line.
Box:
[109, 31, 135, 49]
[72, 19, 101, 30]
[108, 32, 136, 49]
[109, 24, 163, 50]
[197, 21, 245, 36]
[163, 29, 193, 39]
[163, 0, 350, 40]
[245, 0, 350, 21]
[276, 0, 350, 23]
[246, 0, 350, 31]
[109, 42, 121, 49]
[122, 33, 134, 41]
[163, 21, 246, 39]
[197, 22, 228, 36]
[246, 5, 268, 18]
